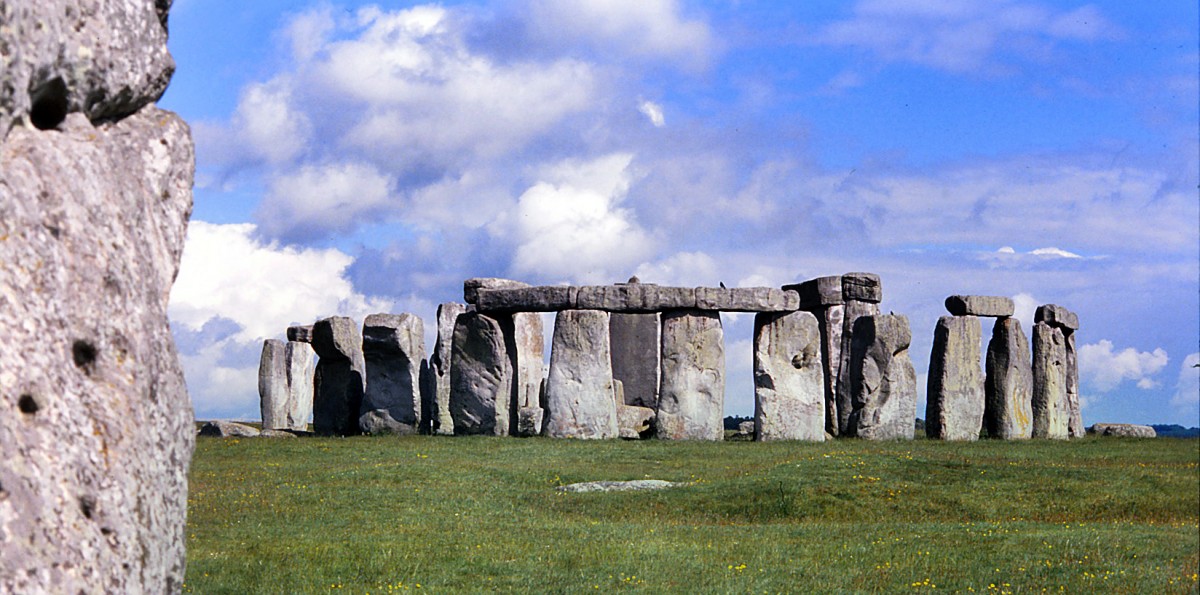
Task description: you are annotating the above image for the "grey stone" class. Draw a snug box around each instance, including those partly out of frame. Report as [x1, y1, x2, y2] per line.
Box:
[0, 103, 193, 591]
[842, 272, 882, 303]
[694, 287, 800, 312]
[576, 284, 695, 311]
[1032, 321, 1070, 439]
[945, 295, 1015, 317]
[846, 315, 917, 440]
[835, 300, 881, 434]
[610, 312, 660, 409]
[429, 303, 467, 435]
[737, 420, 756, 436]
[556, 480, 688, 493]
[784, 275, 844, 308]
[984, 317, 1033, 439]
[657, 310, 725, 440]
[311, 316, 366, 436]
[258, 340, 314, 432]
[449, 312, 513, 435]
[618, 405, 656, 439]
[198, 421, 260, 438]
[512, 312, 545, 413]
[258, 429, 299, 439]
[286, 325, 314, 343]
[1, 0, 174, 136]
[925, 316, 985, 441]
[545, 310, 619, 439]
[1035, 304, 1079, 331]
[516, 406, 545, 437]
[816, 304, 845, 436]
[357, 409, 417, 436]
[753, 311, 825, 441]
[463, 277, 529, 304]
[476, 285, 576, 311]
[361, 313, 425, 431]
[1089, 423, 1156, 438]
[1066, 330, 1083, 439]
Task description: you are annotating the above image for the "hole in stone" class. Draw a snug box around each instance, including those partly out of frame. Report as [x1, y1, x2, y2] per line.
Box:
[29, 78, 69, 131]
[18, 394, 39, 414]
[78, 495, 96, 520]
[72, 340, 98, 374]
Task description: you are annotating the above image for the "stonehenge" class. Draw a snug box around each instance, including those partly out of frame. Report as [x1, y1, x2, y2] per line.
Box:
[258, 339, 315, 432]
[253, 276, 1082, 447]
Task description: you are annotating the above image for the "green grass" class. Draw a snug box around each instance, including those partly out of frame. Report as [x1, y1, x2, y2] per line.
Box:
[185, 436, 1199, 593]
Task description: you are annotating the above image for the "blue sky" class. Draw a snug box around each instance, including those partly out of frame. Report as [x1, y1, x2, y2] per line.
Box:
[160, 0, 1199, 426]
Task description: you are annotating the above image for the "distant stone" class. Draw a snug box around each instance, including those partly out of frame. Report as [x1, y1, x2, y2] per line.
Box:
[463, 277, 530, 304]
[737, 420, 756, 436]
[926, 316, 985, 441]
[753, 311, 825, 441]
[258, 429, 299, 439]
[258, 339, 314, 432]
[545, 310, 619, 439]
[428, 303, 467, 435]
[847, 314, 917, 440]
[784, 275, 844, 308]
[198, 421, 260, 438]
[657, 310, 725, 440]
[610, 312, 661, 409]
[476, 285, 577, 312]
[358, 409, 417, 436]
[286, 324, 314, 343]
[1035, 304, 1079, 330]
[842, 272, 882, 303]
[556, 480, 689, 493]
[516, 406, 545, 437]
[1032, 321, 1070, 439]
[984, 317, 1033, 440]
[449, 312, 512, 435]
[311, 316, 366, 436]
[361, 313, 425, 432]
[1065, 330, 1083, 439]
[1089, 423, 1156, 438]
[618, 405, 656, 439]
[945, 295, 1015, 317]
[836, 299, 881, 434]
[694, 287, 800, 312]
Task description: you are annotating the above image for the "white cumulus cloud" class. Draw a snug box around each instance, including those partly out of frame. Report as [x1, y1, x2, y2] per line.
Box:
[257, 161, 394, 241]
[1078, 339, 1169, 393]
[526, 0, 713, 68]
[639, 100, 666, 127]
[1170, 352, 1199, 412]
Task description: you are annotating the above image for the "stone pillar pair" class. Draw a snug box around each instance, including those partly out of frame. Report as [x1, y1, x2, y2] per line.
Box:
[1032, 304, 1081, 439]
[259, 333, 315, 432]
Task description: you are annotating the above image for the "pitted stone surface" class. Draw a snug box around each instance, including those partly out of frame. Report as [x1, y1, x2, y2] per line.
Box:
[657, 310, 725, 440]
[842, 273, 882, 303]
[428, 302, 467, 435]
[259, 340, 314, 432]
[556, 480, 688, 493]
[926, 316, 986, 441]
[847, 315, 917, 440]
[361, 313, 425, 432]
[945, 295, 1015, 318]
[610, 312, 660, 409]
[516, 406, 545, 437]
[836, 299, 881, 434]
[311, 316, 366, 436]
[618, 405, 655, 439]
[358, 409, 417, 436]
[545, 310, 619, 439]
[1035, 304, 1079, 330]
[1032, 321, 1070, 439]
[449, 312, 513, 435]
[463, 277, 529, 304]
[984, 317, 1033, 439]
[784, 275, 844, 308]
[0, 101, 194, 593]
[753, 311, 825, 441]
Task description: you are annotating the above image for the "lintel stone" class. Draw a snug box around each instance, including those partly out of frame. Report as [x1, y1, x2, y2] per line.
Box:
[945, 295, 1015, 317]
[842, 272, 882, 303]
[1035, 304, 1079, 330]
[784, 275, 844, 308]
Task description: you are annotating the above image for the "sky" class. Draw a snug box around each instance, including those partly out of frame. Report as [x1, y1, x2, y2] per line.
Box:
[159, 0, 1199, 427]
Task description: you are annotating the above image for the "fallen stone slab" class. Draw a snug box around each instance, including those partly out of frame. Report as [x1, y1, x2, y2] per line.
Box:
[945, 295, 1015, 317]
[1035, 304, 1079, 330]
[258, 429, 300, 439]
[842, 272, 882, 303]
[1089, 423, 1156, 438]
[464, 277, 530, 304]
[358, 409, 418, 436]
[556, 480, 689, 493]
[198, 421, 260, 438]
[784, 275, 844, 308]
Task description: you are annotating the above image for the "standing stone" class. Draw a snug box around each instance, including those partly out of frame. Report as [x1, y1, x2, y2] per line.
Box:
[449, 312, 513, 435]
[657, 310, 725, 440]
[925, 316, 985, 441]
[259, 339, 314, 432]
[311, 316, 366, 436]
[545, 310, 619, 439]
[511, 312, 546, 431]
[787, 275, 846, 437]
[286, 324, 314, 343]
[836, 298, 880, 434]
[753, 311, 826, 441]
[1065, 330, 1084, 439]
[360, 313, 425, 434]
[984, 317, 1033, 439]
[610, 311, 661, 409]
[1032, 321, 1070, 439]
[428, 302, 467, 435]
[846, 315, 917, 440]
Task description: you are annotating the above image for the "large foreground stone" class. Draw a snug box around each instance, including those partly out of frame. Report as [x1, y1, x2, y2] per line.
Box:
[984, 317, 1033, 439]
[926, 316, 985, 441]
[428, 302, 466, 435]
[449, 312, 513, 435]
[545, 310, 618, 439]
[657, 310, 725, 440]
[847, 315, 917, 440]
[0, 104, 194, 590]
[610, 312, 660, 409]
[361, 313, 425, 432]
[258, 339, 315, 432]
[1032, 321, 1070, 439]
[753, 311, 825, 441]
[311, 316, 366, 436]
[945, 295, 1015, 317]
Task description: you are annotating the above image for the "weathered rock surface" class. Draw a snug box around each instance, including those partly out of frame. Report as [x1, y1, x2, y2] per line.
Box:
[617, 405, 656, 439]
[357, 409, 417, 436]
[842, 273, 882, 303]
[694, 287, 800, 312]
[428, 302, 466, 435]
[657, 310, 725, 440]
[449, 312, 512, 435]
[1032, 321, 1070, 439]
[753, 311, 825, 441]
[556, 480, 688, 493]
[926, 316, 985, 441]
[198, 420, 259, 438]
[1035, 304, 1079, 330]
[815, 304, 845, 436]
[258, 339, 314, 432]
[783, 275, 844, 308]
[836, 299, 881, 434]
[847, 315, 917, 440]
[0, 0, 174, 135]
[258, 429, 299, 439]
[516, 406, 545, 437]
[577, 284, 698, 311]
[476, 285, 577, 311]
[737, 420, 756, 437]
[545, 310, 619, 439]
[1089, 423, 1156, 438]
[1065, 330, 1083, 439]
[477, 284, 800, 313]
[311, 316, 366, 436]
[984, 317, 1033, 439]
[945, 295, 1015, 318]
[286, 324, 314, 343]
[0, 99, 194, 591]
[610, 312, 660, 409]
[512, 312, 545, 414]
[463, 277, 529, 304]
[361, 313, 425, 431]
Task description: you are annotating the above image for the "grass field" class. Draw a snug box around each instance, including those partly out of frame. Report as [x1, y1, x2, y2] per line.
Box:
[184, 435, 1199, 593]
